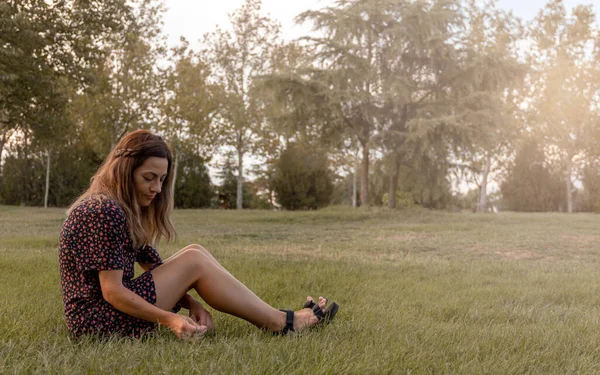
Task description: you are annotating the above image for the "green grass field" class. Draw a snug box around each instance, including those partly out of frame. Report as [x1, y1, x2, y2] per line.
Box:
[2, 205, 600, 374]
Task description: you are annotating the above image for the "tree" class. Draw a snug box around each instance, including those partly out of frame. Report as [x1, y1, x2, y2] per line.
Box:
[0, 0, 130, 205]
[0, 0, 69, 197]
[450, 0, 525, 213]
[204, 0, 281, 209]
[272, 142, 333, 210]
[528, 0, 600, 213]
[216, 153, 268, 209]
[579, 160, 600, 212]
[73, 0, 167, 155]
[500, 140, 564, 212]
[296, 0, 393, 207]
[252, 41, 345, 208]
[173, 147, 214, 209]
[374, 0, 464, 209]
[160, 39, 221, 197]
[1, 133, 45, 206]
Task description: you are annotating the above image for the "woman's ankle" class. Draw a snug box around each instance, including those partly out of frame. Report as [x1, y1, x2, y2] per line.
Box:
[267, 310, 288, 332]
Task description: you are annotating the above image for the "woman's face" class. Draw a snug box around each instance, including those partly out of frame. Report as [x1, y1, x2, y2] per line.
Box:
[133, 157, 169, 207]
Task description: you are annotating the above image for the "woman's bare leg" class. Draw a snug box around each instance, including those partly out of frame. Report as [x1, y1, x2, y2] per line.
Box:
[150, 244, 325, 332]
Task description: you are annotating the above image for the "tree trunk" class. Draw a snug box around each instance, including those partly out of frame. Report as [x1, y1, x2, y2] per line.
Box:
[0, 131, 6, 161]
[476, 154, 491, 213]
[352, 147, 359, 208]
[237, 149, 244, 210]
[388, 156, 400, 209]
[566, 155, 573, 213]
[0, 130, 7, 177]
[20, 130, 28, 206]
[171, 150, 179, 200]
[44, 151, 50, 208]
[360, 141, 369, 207]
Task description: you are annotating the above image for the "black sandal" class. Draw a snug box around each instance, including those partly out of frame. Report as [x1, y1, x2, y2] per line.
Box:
[275, 299, 338, 335]
[275, 309, 296, 335]
[303, 297, 339, 324]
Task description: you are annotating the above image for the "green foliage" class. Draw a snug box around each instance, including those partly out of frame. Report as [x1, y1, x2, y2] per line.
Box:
[71, 0, 167, 150]
[48, 143, 102, 207]
[161, 40, 221, 159]
[203, 0, 281, 209]
[2, 138, 102, 207]
[0, 0, 134, 142]
[173, 151, 214, 209]
[1, 0, 599, 213]
[368, 146, 452, 209]
[330, 174, 355, 206]
[450, 188, 480, 212]
[402, 151, 453, 210]
[501, 141, 565, 212]
[272, 143, 333, 210]
[528, 0, 600, 212]
[1, 148, 45, 206]
[216, 155, 269, 209]
[577, 162, 600, 212]
[382, 190, 414, 209]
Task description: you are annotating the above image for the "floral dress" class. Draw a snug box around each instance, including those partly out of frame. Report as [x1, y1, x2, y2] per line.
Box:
[59, 195, 167, 338]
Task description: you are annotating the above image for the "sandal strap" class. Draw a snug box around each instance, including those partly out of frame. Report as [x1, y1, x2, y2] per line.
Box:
[275, 310, 295, 335]
[312, 304, 325, 322]
[303, 297, 328, 310]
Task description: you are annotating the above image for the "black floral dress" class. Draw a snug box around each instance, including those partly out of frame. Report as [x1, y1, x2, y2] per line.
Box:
[59, 195, 166, 338]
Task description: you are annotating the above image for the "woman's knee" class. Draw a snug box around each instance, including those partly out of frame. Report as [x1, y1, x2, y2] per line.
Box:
[183, 243, 210, 255]
[180, 246, 211, 268]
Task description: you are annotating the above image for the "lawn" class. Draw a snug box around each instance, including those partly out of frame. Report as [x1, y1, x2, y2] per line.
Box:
[2, 205, 600, 374]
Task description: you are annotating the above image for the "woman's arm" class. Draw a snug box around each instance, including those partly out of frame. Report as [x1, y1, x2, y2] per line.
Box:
[99, 269, 206, 338]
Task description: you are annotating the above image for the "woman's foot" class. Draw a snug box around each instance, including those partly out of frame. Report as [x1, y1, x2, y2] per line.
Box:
[272, 296, 327, 334]
[293, 296, 327, 332]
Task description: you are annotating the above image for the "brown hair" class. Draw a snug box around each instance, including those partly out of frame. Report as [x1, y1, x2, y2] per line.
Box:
[69, 129, 176, 248]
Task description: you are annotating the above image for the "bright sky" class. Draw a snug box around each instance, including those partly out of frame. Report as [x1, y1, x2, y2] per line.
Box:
[162, 0, 598, 48]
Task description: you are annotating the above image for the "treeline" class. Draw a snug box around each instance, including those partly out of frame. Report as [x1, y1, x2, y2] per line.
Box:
[1, 0, 599, 212]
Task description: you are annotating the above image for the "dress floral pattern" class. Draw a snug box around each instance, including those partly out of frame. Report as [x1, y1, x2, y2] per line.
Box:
[59, 195, 165, 338]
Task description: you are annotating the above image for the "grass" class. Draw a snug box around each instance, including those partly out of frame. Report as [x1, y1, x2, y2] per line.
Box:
[2, 205, 600, 373]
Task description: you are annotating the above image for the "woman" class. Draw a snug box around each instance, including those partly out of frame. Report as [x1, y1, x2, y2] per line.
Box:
[59, 129, 338, 339]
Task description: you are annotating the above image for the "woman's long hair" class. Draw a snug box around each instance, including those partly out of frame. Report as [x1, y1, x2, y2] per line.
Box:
[69, 130, 176, 248]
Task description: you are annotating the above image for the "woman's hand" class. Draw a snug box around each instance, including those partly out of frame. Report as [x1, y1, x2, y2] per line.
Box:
[189, 300, 215, 334]
[165, 313, 207, 339]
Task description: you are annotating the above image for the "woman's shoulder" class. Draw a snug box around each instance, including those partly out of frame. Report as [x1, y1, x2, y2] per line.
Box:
[69, 195, 126, 225]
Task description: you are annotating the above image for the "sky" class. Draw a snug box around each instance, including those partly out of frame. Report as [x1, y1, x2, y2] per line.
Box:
[162, 0, 598, 48]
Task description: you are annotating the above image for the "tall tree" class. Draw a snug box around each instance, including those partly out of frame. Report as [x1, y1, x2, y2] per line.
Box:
[253, 41, 345, 207]
[73, 0, 167, 155]
[296, 0, 394, 207]
[501, 139, 565, 212]
[272, 141, 333, 210]
[372, 0, 464, 208]
[160, 39, 221, 196]
[451, 0, 525, 213]
[528, 0, 600, 213]
[0, 0, 131, 204]
[204, 0, 281, 209]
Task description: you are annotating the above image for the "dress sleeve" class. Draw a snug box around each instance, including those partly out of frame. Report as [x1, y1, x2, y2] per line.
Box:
[73, 199, 126, 272]
[136, 245, 163, 264]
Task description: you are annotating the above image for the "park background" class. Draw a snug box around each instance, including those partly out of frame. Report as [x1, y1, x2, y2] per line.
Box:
[3, 1, 600, 373]
[1, 0, 599, 213]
